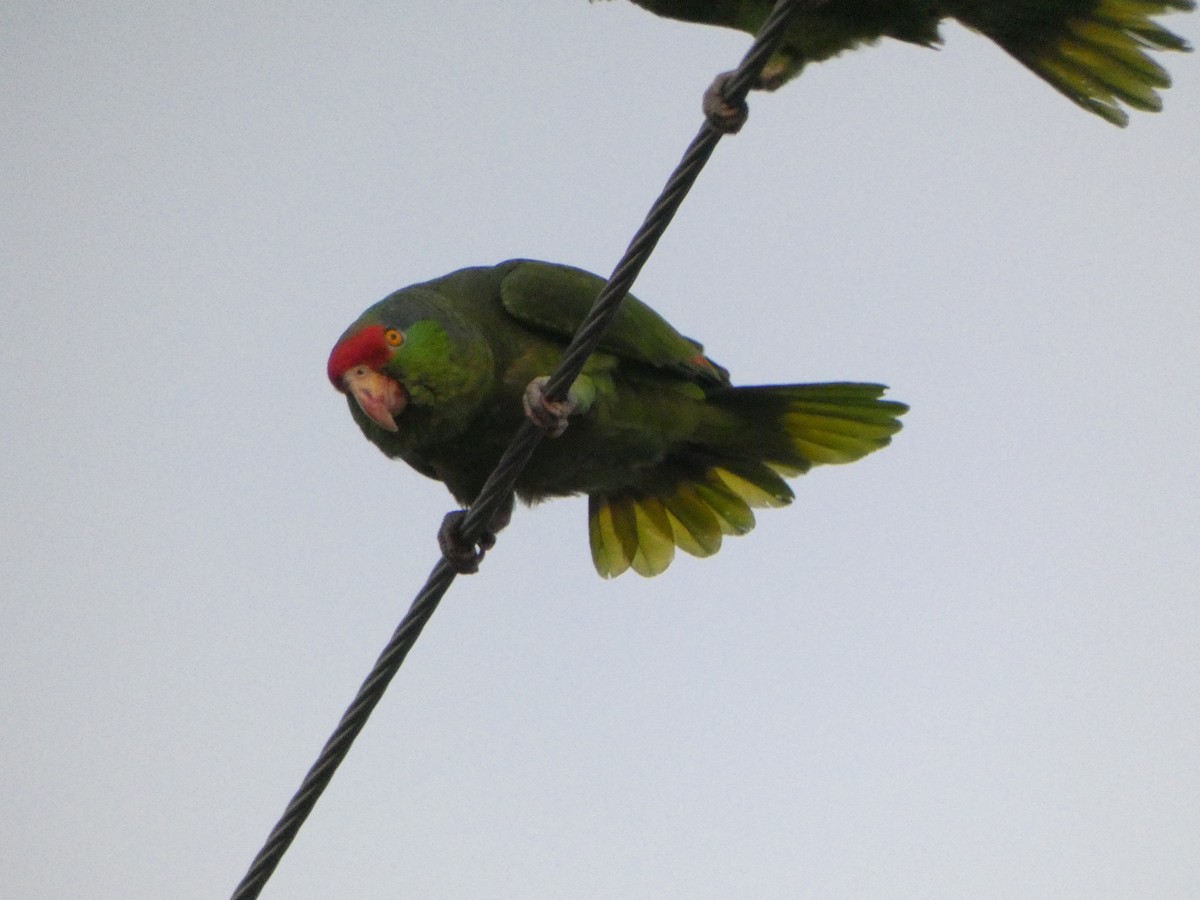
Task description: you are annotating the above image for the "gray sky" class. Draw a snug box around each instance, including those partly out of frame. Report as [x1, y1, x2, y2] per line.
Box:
[4, 3, 1199, 898]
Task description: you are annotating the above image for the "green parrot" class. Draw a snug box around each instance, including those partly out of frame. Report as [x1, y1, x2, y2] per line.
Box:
[328, 260, 906, 578]
[614, 0, 1194, 127]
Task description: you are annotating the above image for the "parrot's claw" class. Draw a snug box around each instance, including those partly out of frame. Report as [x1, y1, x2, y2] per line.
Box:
[438, 499, 513, 575]
[523, 377, 576, 438]
[703, 72, 749, 134]
[439, 510, 486, 574]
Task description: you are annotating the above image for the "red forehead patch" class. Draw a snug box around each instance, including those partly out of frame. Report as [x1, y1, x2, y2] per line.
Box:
[327, 324, 390, 388]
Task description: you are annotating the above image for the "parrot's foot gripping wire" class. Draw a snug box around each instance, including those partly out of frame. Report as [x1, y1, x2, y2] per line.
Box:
[438, 510, 492, 574]
[438, 498, 513, 574]
[228, 3, 817, 898]
[703, 73, 750, 134]
[522, 376, 577, 437]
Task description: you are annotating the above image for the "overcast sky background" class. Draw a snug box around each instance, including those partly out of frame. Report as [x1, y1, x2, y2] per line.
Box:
[4, 3, 1199, 898]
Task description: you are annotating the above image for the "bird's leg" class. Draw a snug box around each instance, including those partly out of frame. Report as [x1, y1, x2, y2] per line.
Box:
[438, 495, 514, 575]
[756, 59, 790, 92]
[523, 376, 578, 438]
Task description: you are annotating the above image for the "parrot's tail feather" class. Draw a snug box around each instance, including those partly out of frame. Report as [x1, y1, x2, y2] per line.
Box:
[587, 382, 907, 578]
[588, 461, 783, 578]
[706, 381, 909, 474]
[962, 0, 1193, 127]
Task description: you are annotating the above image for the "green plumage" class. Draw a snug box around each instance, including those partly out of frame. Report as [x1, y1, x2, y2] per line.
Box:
[619, 0, 1193, 126]
[329, 260, 906, 577]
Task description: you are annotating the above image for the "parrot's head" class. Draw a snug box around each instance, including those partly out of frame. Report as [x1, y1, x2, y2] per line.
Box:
[328, 287, 494, 444]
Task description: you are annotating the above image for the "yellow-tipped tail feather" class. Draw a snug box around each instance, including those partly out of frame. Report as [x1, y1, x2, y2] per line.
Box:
[587, 383, 907, 578]
[967, 0, 1194, 127]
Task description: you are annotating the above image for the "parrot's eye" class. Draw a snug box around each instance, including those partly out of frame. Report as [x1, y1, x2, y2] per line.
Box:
[384, 328, 404, 347]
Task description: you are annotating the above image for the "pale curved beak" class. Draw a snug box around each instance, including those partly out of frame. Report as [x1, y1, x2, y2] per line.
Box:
[341, 366, 407, 432]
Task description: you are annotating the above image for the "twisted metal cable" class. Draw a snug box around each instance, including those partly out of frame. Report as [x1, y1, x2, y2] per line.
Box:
[230, 2, 813, 896]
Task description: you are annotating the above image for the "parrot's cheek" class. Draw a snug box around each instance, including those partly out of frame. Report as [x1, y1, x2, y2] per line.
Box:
[343, 367, 408, 432]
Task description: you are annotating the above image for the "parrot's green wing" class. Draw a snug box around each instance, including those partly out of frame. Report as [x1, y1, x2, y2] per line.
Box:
[492, 260, 907, 579]
[496, 259, 728, 384]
